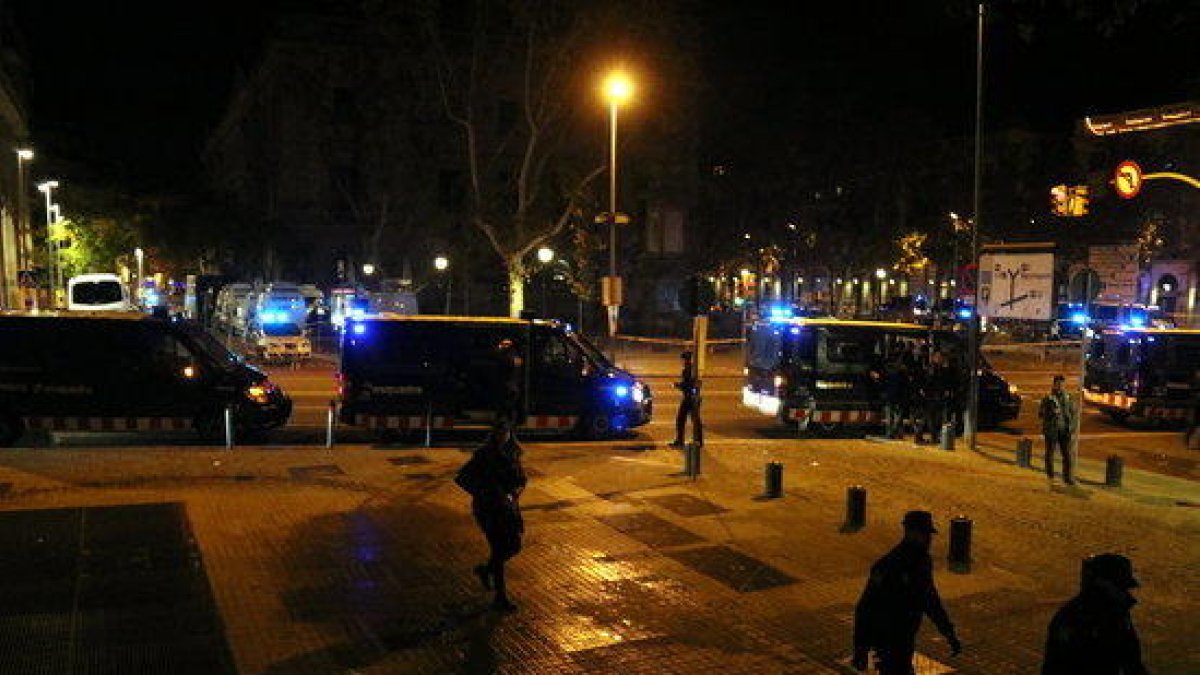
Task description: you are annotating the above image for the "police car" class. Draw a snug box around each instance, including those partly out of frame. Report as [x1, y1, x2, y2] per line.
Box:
[338, 315, 652, 439]
[0, 312, 292, 445]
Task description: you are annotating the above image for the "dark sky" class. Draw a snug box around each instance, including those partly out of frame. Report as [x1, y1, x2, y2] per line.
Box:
[14, 1, 1198, 194]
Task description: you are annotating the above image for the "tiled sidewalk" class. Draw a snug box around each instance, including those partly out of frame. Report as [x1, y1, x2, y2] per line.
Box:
[0, 438, 1195, 674]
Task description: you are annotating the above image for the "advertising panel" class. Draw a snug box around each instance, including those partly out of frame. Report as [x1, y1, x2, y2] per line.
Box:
[978, 252, 1054, 320]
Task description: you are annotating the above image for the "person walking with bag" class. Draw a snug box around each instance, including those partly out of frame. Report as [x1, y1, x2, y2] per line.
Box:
[456, 422, 527, 612]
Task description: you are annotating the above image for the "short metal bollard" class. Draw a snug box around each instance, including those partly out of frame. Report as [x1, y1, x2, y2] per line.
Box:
[940, 422, 956, 451]
[1016, 438, 1033, 468]
[764, 462, 783, 498]
[844, 485, 866, 531]
[223, 406, 234, 449]
[948, 515, 973, 573]
[1105, 455, 1124, 487]
[684, 443, 703, 479]
[325, 400, 336, 448]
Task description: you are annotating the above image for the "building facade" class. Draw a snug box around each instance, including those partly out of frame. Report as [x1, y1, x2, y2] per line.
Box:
[0, 6, 29, 309]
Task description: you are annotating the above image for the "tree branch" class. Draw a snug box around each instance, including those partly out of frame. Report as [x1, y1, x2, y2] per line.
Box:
[517, 164, 605, 259]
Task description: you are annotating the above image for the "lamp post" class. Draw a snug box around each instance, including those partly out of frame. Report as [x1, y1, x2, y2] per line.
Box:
[37, 180, 59, 307]
[537, 246, 554, 317]
[875, 268, 887, 311]
[602, 70, 633, 337]
[434, 255, 450, 314]
[134, 247, 145, 305]
[11, 149, 33, 309]
[965, 1, 986, 452]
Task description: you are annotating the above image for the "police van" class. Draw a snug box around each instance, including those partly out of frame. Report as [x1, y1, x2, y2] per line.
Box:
[742, 316, 1021, 433]
[0, 312, 292, 446]
[338, 315, 652, 439]
[1083, 327, 1200, 425]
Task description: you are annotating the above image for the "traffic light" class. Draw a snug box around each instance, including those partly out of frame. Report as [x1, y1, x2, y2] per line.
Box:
[677, 274, 715, 316]
[1050, 185, 1070, 216]
[1068, 186, 1089, 216]
[1050, 185, 1089, 217]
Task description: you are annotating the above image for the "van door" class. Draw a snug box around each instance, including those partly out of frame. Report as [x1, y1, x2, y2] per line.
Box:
[120, 324, 207, 421]
[527, 327, 587, 418]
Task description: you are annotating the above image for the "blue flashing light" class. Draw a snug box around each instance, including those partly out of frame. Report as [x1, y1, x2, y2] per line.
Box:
[956, 308, 972, 320]
[349, 307, 367, 320]
[1127, 313, 1147, 328]
[614, 385, 630, 399]
[767, 305, 794, 322]
[1070, 312, 1089, 325]
[789, 327, 801, 335]
[352, 323, 367, 336]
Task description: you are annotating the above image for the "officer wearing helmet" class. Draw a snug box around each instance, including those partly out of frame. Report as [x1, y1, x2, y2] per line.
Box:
[1042, 553, 1147, 674]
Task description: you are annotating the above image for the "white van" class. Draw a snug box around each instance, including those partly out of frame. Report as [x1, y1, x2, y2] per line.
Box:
[68, 274, 133, 311]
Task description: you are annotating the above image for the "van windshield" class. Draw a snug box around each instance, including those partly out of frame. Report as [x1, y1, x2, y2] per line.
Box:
[262, 323, 303, 337]
[72, 281, 123, 305]
[567, 332, 611, 369]
[182, 325, 242, 367]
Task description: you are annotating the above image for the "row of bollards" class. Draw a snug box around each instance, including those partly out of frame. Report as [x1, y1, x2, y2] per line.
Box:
[222, 401, 339, 449]
[1013, 437, 1124, 487]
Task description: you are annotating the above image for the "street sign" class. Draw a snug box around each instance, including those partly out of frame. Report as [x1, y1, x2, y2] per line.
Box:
[1114, 160, 1143, 199]
[600, 275, 623, 307]
[977, 252, 1054, 320]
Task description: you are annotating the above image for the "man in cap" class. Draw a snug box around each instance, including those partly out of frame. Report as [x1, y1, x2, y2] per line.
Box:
[669, 351, 703, 448]
[1042, 553, 1146, 674]
[852, 510, 962, 674]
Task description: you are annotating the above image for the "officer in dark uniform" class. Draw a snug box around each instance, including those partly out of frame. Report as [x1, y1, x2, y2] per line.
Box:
[669, 351, 703, 447]
[494, 338, 524, 425]
[853, 510, 962, 674]
[1042, 553, 1146, 675]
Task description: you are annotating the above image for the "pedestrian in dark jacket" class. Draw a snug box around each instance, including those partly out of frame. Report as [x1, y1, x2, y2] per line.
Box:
[669, 351, 703, 447]
[1039, 374, 1075, 484]
[882, 357, 911, 439]
[461, 423, 527, 612]
[1042, 553, 1146, 675]
[916, 352, 953, 444]
[493, 338, 524, 425]
[853, 510, 962, 674]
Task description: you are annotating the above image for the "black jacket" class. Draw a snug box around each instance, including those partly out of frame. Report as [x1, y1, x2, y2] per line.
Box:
[854, 539, 956, 653]
[1042, 586, 1146, 675]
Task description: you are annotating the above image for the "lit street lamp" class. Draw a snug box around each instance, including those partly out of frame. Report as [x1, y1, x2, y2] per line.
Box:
[36, 180, 59, 306]
[602, 70, 633, 337]
[13, 149, 33, 308]
[433, 255, 451, 314]
[361, 263, 376, 277]
[536, 247, 555, 316]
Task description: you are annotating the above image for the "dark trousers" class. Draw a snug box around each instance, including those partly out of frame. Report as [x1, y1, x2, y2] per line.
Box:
[917, 400, 945, 441]
[874, 645, 916, 675]
[884, 402, 908, 438]
[1044, 430, 1073, 481]
[675, 396, 703, 445]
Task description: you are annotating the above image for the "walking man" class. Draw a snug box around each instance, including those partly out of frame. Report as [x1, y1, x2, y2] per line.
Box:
[669, 351, 703, 447]
[916, 351, 952, 444]
[882, 354, 911, 439]
[852, 510, 962, 674]
[1042, 553, 1146, 674]
[1039, 374, 1075, 484]
[493, 337, 524, 425]
[457, 422, 527, 612]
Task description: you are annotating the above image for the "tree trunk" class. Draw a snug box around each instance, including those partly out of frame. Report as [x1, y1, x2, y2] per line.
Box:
[507, 257, 526, 318]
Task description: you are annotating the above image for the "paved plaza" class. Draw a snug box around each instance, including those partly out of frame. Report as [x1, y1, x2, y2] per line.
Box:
[0, 429, 1195, 674]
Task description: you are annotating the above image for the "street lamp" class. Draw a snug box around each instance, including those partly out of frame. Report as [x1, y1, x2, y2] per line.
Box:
[875, 268, 887, 310]
[433, 255, 451, 314]
[133, 247, 144, 303]
[536, 247, 555, 315]
[361, 263, 376, 277]
[37, 180, 59, 306]
[602, 70, 634, 337]
[537, 247, 554, 264]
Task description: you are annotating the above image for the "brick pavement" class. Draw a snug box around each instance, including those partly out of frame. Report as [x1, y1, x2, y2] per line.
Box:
[0, 437, 1195, 674]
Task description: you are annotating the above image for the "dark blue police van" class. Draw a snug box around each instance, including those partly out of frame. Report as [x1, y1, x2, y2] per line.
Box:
[338, 315, 652, 439]
[0, 312, 291, 445]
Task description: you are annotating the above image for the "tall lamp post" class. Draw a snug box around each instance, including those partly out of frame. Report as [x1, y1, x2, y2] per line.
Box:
[134, 247, 145, 306]
[36, 180, 59, 307]
[12, 148, 33, 309]
[965, 2, 986, 451]
[537, 246, 554, 317]
[601, 71, 633, 337]
[434, 255, 450, 314]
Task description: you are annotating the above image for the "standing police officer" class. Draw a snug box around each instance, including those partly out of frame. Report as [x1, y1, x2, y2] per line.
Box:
[1039, 374, 1075, 484]
[669, 351, 703, 447]
[1042, 553, 1146, 674]
[853, 510, 962, 674]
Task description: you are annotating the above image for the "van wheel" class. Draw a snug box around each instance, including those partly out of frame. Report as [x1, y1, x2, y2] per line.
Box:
[580, 413, 613, 440]
[0, 415, 23, 447]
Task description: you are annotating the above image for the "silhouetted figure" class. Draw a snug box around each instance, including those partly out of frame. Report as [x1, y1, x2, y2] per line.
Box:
[882, 356, 911, 439]
[669, 351, 703, 447]
[853, 511, 961, 674]
[493, 338, 524, 425]
[457, 423, 527, 612]
[1042, 553, 1146, 675]
[1039, 374, 1075, 484]
[916, 352, 953, 444]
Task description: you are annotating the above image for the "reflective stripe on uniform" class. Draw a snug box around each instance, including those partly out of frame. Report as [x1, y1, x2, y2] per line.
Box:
[22, 417, 193, 432]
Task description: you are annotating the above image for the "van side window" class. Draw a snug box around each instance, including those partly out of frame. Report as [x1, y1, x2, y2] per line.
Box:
[533, 331, 577, 370]
[138, 328, 195, 374]
[1115, 342, 1131, 366]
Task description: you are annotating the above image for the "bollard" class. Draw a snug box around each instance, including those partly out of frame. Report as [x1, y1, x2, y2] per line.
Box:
[940, 422, 956, 451]
[1105, 455, 1124, 487]
[948, 515, 973, 573]
[1016, 438, 1033, 468]
[423, 402, 433, 448]
[325, 400, 336, 449]
[684, 443, 703, 479]
[844, 485, 866, 531]
[764, 462, 783, 498]
[223, 406, 234, 449]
